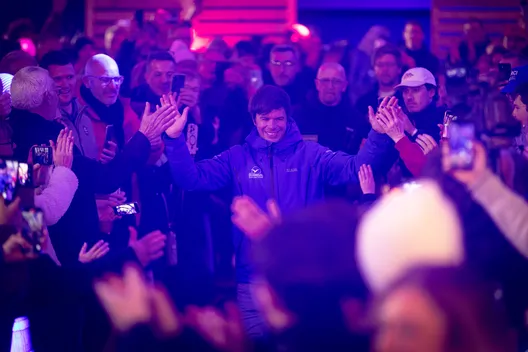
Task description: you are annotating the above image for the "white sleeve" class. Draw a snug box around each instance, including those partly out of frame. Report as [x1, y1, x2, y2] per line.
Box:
[34, 166, 79, 226]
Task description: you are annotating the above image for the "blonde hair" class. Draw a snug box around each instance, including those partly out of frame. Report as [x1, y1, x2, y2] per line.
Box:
[11, 66, 54, 110]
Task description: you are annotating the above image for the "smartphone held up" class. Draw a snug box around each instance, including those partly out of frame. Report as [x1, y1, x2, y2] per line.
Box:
[447, 122, 476, 170]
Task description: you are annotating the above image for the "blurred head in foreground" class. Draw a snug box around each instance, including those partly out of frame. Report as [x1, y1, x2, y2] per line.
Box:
[253, 200, 370, 351]
[373, 266, 514, 352]
[357, 180, 464, 293]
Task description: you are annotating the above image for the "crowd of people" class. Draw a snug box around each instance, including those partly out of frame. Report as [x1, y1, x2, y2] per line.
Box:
[2, 5, 528, 352]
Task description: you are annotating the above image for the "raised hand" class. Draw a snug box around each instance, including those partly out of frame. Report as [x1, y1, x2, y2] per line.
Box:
[128, 227, 166, 267]
[100, 141, 118, 164]
[185, 302, 247, 352]
[415, 134, 438, 155]
[231, 196, 280, 241]
[94, 264, 152, 333]
[395, 106, 416, 135]
[160, 94, 190, 139]
[443, 140, 487, 188]
[377, 107, 405, 142]
[51, 128, 74, 168]
[358, 164, 375, 195]
[139, 102, 179, 144]
[78, 240, 110, 263]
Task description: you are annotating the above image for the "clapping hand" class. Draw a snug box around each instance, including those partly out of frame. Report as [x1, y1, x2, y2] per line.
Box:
[376, 106, 405, 143]
[186, 302, 247, 352]
[358, 164, 376, 195]
[368, 96, 398, 133]
[51, 128, 74, 169]
[415, 134, 438, 155]
[78, 240, 110, 263]
[94, 264, 182, 335]
[231, 196, 280, 241]
[139, 101, 179, 144]
[128, 227, 166, 267]
[160, 94, 190, 139]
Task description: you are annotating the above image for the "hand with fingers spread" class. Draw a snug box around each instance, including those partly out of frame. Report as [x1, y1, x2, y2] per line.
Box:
[94, 264, 152, 333]
[368, 96, 399, 133]
[377, 107, 405, 142]
[185, 302, 247, 352]
[51, 128, 74, 168]
[415, 134, 438, 155]
[358, 164, 376, 194]
[128, 227, 167, 267]
[395, 107, 416, 135]
[139, 101, 179, 144]
[231, 196, 280, 241]
[78, 240, 110, 263]
[100, 141, 118, 164]
[160, 93, 190, 139]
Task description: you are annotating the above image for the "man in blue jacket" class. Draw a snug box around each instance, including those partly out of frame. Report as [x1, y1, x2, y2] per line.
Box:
[163, 85, 394, 337]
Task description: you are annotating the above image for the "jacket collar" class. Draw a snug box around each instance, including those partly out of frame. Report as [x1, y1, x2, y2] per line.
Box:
[245, 120, 303, 154]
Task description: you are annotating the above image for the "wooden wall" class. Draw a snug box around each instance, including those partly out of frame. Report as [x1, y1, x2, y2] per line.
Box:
[431, 0, 521, 58]
[85, 0, 297, 48]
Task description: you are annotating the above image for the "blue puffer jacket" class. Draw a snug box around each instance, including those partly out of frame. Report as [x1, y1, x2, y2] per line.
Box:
[164, 121, 393, 283]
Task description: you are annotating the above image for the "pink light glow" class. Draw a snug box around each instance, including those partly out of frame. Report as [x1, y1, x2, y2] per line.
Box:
[292, 23, 311, 37]
[190, 29, 211, 52]
[18, 38, 36, 57]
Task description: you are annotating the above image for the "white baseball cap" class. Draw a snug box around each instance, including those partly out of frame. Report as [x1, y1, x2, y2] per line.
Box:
[395, 67, 437, 89]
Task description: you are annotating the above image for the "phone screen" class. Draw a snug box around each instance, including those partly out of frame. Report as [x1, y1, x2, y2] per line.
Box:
[171, 74, 186, 96]
[447, 123, 475, 170]
[105, 125, 115, 146]
[114, 202, 139, 216]
[0, 159, 18, 203]
[22, 208, 45, 253]
[32, 146, 53, 166]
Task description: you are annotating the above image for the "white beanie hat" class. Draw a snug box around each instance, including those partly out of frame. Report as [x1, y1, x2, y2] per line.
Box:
[356, 180, 464, 293]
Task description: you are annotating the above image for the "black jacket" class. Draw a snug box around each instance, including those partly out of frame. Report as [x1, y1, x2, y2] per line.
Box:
[9, 109, 151, 265]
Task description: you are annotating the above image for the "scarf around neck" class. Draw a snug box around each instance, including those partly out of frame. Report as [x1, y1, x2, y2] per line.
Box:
[80, 85, 125, 148]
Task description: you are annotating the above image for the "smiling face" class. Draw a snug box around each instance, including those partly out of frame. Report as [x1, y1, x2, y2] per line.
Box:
[47, 63, 76, 106]
[254, 108, 288, 143]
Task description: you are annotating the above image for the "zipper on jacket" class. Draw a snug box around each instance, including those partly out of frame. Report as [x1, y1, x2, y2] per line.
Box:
[233, 167, 244, 195]
[305, 165, 312, 206]
[269, 147, 276, 199]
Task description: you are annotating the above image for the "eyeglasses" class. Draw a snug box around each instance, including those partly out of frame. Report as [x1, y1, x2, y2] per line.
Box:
[86, 75, 124, 87]
[270, 60, 296, 68]
[317, 78, 345, 87]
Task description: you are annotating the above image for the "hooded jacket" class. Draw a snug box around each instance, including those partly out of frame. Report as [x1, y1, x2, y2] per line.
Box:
[164, 121, 393, 282]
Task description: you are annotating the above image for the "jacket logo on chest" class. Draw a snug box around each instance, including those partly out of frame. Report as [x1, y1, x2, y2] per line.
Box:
[249, 166, 263, 179]
[83, 126, 89, 136]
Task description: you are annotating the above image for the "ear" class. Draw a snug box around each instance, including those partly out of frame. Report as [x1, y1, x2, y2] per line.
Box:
[342, 79, 349, 92]
[252, 281, 294, 332]
[82, 76, 91, 88]
[428, 88, 436, 99]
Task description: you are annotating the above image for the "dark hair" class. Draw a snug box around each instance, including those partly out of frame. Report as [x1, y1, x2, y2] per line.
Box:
[372, 44, 402, 67]
[147, 51, 176, 66]
[254, 201, 369, 350]
[248, 85, 291, 120]
[270, 44, 298, 62]
[375, 266, 514, 352]
[39, 50, 73, 70]
[73, 36, 95, 54]
[235, 40, 257, 58]
[514, 82, 528, 106]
